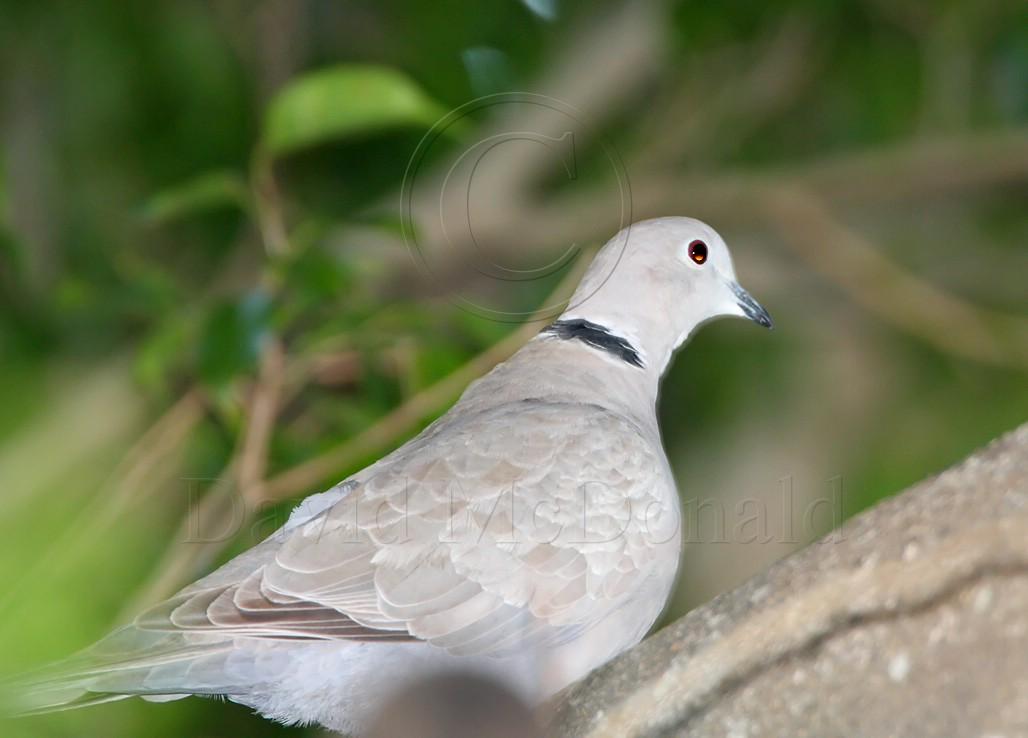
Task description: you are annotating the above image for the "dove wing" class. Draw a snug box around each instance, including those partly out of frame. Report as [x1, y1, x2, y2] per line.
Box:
[138, 401, 674, 658]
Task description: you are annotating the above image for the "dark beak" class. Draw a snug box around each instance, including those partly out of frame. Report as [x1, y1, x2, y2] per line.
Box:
[730, 282, 774, 329]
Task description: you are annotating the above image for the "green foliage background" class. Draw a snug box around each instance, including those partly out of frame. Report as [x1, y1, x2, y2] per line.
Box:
[0, 1, 1025, 735]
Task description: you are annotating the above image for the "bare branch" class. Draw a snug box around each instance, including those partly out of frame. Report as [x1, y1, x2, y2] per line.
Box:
[122, 248, 591, 609]
[0, 389, 204, 616]
[121, 341, 285, 613]
[262, 251, 592, 502]
[385, 127, 1028, 301]
[237, 338, 286, 505]
[762, 187, 1028, 369]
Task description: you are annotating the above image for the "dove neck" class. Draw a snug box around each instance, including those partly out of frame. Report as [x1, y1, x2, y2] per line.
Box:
[459, 329, 666, 435]
[550, 309, 692, 382]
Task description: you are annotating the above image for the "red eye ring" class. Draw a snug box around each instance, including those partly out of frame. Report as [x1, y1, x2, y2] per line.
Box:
[688, 240, 708, 265]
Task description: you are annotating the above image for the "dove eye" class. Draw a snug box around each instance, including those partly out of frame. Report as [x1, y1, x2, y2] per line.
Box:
[688, 240, 708, 265]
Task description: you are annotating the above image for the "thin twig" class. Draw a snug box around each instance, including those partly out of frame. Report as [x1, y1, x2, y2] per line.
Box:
[100, 388, 207, 520]
[634, 14, 815, 168]
[237, 338, 286, 505]
[251, 148, 290, 257]
[124, 248, 591, 611]
[118, 473, 244, 618]
[121, 341, 286, 613]
[264, 325, 529, 502]
[0, 389, 205, 615]
[386, 127, 1028, 299]
[264, 252, 593, 502]
[762, 186, 1028, 368]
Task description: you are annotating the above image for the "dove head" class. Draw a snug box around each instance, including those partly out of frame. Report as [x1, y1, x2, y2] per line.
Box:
[554, 217, 772, 377]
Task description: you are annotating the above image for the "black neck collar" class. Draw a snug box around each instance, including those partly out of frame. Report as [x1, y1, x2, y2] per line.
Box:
[542, 318, 644, 368]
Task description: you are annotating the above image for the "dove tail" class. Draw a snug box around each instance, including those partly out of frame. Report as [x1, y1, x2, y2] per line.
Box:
[4, 625, 235, 717]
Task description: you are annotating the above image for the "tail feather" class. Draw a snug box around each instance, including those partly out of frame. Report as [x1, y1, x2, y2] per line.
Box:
[5, 625, 241, 716]
[14, 691, 134, 717]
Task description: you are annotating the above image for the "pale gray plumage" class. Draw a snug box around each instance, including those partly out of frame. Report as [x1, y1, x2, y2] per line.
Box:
[13, 216, 771, 735]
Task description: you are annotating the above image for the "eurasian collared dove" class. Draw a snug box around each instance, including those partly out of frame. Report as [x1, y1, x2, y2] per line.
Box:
[16, 217, 772, 734]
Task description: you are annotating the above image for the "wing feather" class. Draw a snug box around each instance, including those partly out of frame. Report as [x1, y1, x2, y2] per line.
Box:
[130, 402, 670, 657]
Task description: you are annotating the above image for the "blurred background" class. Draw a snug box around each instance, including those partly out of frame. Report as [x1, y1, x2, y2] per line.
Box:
[1, 0, 1026, 735]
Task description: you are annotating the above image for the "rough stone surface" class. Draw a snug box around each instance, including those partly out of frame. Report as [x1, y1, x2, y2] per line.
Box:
[550, 423, 1028, 738]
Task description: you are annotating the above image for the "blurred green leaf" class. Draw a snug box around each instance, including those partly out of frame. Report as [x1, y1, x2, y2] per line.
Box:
[140, 170, 250, 224]
[135, 316, 191, 393]
[460, 47, 513, 97]
[262, 65, 449, 157]
[0, 226, 25, 285]
[284, 244, 352, 300]
[197, 290, 272, 387]
[0, 227, 54, 355]
[0, 150, 8, 224]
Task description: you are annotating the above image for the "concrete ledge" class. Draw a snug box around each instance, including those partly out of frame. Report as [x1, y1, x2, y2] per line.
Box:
[551, 423, 1028, 738]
